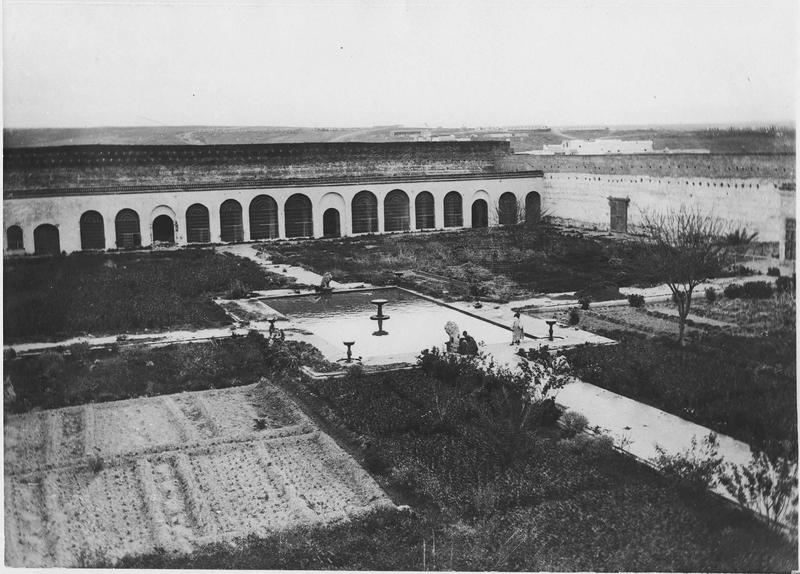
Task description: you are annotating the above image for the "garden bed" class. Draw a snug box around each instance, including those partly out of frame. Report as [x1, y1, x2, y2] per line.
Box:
[4, 381, 392, 567]
[3, 334, 335, 413]
[3, 249, 292, 343]
[259, 227, 665, 301]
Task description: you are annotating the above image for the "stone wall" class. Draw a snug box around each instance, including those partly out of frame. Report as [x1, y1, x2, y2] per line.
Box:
[4, 142, 510, 191]
[500, 153, 795, 180]
[541, 172, 794, 258]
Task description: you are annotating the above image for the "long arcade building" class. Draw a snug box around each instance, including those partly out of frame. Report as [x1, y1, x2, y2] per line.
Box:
[3, 142, 544, 255]
[3, 141, 796, 260]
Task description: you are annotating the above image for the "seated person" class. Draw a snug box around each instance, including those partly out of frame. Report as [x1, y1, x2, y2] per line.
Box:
[461, 331, 479, 355]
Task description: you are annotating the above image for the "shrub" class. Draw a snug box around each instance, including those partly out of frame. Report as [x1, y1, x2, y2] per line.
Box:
[224, 279, 251, 299]
[732, 264, 758, 276]
[651, 433, 723, 493]
[531, 397, 563, 426]
[560, 410, 589, 439]
[704, 287, 717, 303]
[578, 296, 591, 310]
[776, 275, 794, 294]
[741, 281, 773, 299]
[68, 342, 93, 365]
[627, 293, 645, 308]
[718, 447, 798, 529]
[723, 283, 743, 299]
[767, 267, 781, 277]
[567, 307, 580, 325]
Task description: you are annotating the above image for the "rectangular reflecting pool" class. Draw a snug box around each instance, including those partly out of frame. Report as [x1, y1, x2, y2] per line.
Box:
[263, 288, 514, 363]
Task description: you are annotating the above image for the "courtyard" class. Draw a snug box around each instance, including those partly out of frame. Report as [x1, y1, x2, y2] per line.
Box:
[3, 230, 796, 570]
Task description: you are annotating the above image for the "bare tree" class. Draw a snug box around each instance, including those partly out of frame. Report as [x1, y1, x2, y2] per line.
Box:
[637, 206, 740, 346]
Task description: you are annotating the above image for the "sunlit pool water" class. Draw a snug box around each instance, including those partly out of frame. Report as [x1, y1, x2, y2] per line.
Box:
[263, 288, 513, 361]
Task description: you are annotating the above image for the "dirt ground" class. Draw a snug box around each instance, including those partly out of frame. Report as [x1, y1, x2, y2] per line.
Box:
[4, 381, 393, 567]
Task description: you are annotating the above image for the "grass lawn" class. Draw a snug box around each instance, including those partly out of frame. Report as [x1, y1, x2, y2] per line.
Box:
[560, 294, 796, 452]
[260, 226, 662, 301]
[117, 362, 795, 571]
[3, 249, 291, 343]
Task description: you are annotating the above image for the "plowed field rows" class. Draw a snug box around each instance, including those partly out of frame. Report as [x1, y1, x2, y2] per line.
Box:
[4, 382, 393, 567]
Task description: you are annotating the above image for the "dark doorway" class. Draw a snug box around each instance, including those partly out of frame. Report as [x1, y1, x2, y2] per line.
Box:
[153, 215, 175, 243]
[7, 226, 24, 250]
[79, 211, 105, 250]
[415, 191, 435, 229]
[186, 204, 211, 243]
[498, 193, 518, 225]
[34, 224, 60, 255]
[323, 208, 341, 237]
[285, 194, 313, 238]
[352, 190, 378, 234]
[609, 198, 629, 233]
[249, 195, 279, 240]
[444, 191, 463, 228]
[525, 192, 541, 225]
[472, 199, 488, 228]
[115, 209, 141, 248]
[384, 189, 410, 232]
[220, 200, 244, 243]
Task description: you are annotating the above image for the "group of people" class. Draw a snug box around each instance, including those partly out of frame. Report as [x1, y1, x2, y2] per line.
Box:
[444, 321, 478, 355]
[445, 312, 525, 355]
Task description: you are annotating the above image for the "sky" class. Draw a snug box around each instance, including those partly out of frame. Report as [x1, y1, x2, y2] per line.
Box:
[2, 0, 797, 128]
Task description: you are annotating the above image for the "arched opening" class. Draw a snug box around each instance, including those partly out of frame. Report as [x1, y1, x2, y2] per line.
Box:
[415, 191, 435, 229]
[115, 209, 141, 248]
[186, 204, 210, 243]
[152, 215, 175, 243]
[285, 194, 313, 238]
[79, 211, 105, 250]
[471, 200, 488, 228]
[384, 189, 410, 232]
[352, 190, 378, 234]
[6, 226, 24, 250]
[249, 195, 279, 240]
[443, 191, 463, 228]
[525, 192, 541, 225]
[498, 192, 518, 226]
[34, 224, 60, 255]
[220, 199, 244, 243]
[323, 208, 341, 237]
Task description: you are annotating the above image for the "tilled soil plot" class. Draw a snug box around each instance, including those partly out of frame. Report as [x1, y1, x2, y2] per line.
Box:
[4, 382, 393, 567]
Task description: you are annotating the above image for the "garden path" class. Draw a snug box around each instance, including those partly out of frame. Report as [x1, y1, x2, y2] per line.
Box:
[219, 244, 365, 289]
[7, 327, 249, 355]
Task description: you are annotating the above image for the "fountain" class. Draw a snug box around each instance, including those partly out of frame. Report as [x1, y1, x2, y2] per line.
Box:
[370, 299, 390, 336]
[337, 341, 361, 364]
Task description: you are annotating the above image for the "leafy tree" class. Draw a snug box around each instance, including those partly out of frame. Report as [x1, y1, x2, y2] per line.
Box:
[636, 206, 742, 346]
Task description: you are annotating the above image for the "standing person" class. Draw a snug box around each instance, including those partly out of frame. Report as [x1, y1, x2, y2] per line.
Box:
[511, 312, 524, 346]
